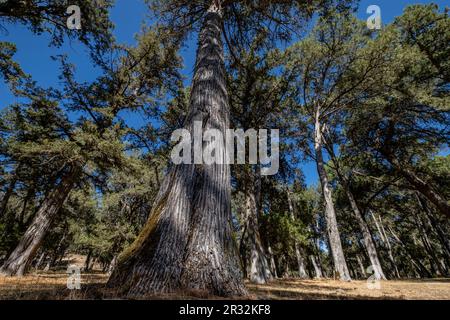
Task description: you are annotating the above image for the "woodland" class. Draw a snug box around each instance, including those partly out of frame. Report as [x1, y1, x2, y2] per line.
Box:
[0, 0, 449, 299]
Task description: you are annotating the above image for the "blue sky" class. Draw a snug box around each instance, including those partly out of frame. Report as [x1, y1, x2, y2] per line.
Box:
[0, 0, 448, 186]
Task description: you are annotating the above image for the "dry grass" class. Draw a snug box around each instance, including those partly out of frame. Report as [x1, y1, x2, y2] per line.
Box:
[0, 271, 449, 300]
[246, 278, 450, 300]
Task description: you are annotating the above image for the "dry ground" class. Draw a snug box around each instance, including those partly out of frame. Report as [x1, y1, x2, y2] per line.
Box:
[1, 272, 449, 300]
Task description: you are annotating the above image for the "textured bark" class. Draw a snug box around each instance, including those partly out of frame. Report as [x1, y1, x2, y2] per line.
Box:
[345, 188, 386, 280]
[0, 166, 79, 277]
[286, 189, 308, 278]
[108, 2, 246, 297]
[179, 4, 246, 295]
[313, 108, 351, 281]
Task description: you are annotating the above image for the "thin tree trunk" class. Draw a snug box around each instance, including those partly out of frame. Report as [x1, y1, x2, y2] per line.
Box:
[0, 166, 79, 277]
[34, 251, 46, 270]
[283, 256, 290, 278]
[286, 189, 308, 278]
[107, 1, 246, 297]
[417, 194, 450, 264]
[0, 173, 18, 218]
[371, 211, 400, 278]
[413, 209, 447, 276]
[326, 139, 386, 280]
[267, 245, 278, 278]
[388, 225, 432, 278]
[356, 255, 366, 278]
[310, 255, 323, 279]
[313, 108, 351, 281]
[85, 250, 92, 271]
[246, 173, 272, 284]
[345, 188, 386, 280]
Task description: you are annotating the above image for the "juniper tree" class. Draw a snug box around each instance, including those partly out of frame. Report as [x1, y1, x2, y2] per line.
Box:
[0, 26, 181, 276]
[284, 14, 387, 281]
[108, 0, 354, 296]
[345, 4, 449, 219]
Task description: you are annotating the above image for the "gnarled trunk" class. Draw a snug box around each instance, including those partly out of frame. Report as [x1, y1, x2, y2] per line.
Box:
[313, 108, 351, 281]
[0, 166, 79, 277]
[108, 2, 246, 297]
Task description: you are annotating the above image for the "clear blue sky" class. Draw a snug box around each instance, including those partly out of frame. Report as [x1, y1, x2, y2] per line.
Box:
[0, 0, 448, 186]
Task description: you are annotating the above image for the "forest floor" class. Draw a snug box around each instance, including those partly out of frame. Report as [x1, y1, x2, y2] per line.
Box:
[1, 272, 449, 300]
[1, 255, 449, 300]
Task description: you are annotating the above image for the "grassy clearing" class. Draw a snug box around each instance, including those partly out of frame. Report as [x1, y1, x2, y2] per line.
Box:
[0, 271, 449, 300]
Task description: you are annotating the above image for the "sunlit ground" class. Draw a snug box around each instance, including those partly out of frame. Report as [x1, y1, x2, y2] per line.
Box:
[1, 272, 449, 300]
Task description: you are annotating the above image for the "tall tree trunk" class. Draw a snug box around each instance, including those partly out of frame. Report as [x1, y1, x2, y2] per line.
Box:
[310, 255, 323, 279]
[313, 108, 351, 281]
[387, 225, 432, 278]
[107, 1, 246, 297]
[85, 250, 93, 272]
[345, 188, 386, 280]
[356, 255, 366, 278]
[0, 166, 79, 277]
[246, 171, 272, 284]
[286, 189, 308, 278]
[417, 194, 450, 265]
[326, 137, 386, 280]
[34, 251, 47, 270]
[267, 245, 278, 278]
[372, 212, 400, 278]
[412, 208, 447, 276]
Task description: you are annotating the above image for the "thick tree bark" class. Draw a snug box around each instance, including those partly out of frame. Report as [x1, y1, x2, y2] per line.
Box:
[0, 166, 79, 277]
[313, 108, 351, 281]
[286, 189, 308, 278]
[107, 2, 247, 297]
